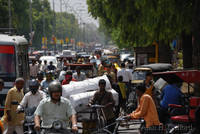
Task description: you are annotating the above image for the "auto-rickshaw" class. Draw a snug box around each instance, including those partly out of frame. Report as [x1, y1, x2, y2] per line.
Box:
[153, 70, 200, 133]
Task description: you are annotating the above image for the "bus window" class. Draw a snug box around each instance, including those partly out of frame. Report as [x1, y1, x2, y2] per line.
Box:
[0, 46, 16, 77]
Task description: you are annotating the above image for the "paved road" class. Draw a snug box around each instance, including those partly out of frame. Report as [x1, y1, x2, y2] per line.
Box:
[77, 120, 141, 134]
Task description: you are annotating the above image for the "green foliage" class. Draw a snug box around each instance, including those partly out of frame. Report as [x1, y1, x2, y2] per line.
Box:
[0, 0, 106, 49]
[87, 0, 192, 48]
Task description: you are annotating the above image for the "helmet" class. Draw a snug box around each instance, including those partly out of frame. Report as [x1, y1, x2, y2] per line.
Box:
[37, 71, 43, 77]
[28, 79, 39, 94]
[48, 81, 62, 97]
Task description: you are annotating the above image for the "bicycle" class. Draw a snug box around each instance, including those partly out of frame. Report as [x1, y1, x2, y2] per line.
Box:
[91, 116, 141, 134]
[90, 104, 107, 130]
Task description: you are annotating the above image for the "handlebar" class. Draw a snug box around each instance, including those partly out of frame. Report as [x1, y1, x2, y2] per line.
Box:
[115, 116, 128, 121]
[90, 104, 105, 108]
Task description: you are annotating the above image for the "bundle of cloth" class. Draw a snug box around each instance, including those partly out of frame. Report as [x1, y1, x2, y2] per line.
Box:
[62, 75, 118, 112]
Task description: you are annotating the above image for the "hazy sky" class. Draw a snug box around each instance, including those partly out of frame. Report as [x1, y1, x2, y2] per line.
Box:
[49, 0, 99, 27]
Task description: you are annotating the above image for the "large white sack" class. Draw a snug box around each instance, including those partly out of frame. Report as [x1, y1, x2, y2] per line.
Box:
[69, 89, 119, 112]
[62, 75, 111, 98]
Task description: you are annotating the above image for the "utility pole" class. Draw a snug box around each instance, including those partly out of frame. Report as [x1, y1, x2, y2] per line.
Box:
[29, 0, 33, 45]
[42, 0, 46, 54]
[53, 0, 57, 53]
[8, 0, 11, 33]
[29, 0, 32, 33]
[42, 1, 46, 37]
[60, 0, 63, 51]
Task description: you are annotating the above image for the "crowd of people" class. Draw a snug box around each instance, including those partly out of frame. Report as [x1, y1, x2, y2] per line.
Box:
[0, 56, 199, 134]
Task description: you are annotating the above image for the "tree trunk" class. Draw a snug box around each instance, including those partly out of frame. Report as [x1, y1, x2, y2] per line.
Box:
[158, 41, 172, 63]
[182, 32, 193, 69]
[192, 0, 200, 96]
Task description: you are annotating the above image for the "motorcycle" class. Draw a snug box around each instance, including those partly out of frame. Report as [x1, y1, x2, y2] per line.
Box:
[40, 120, 77, 134]
[23, 107, 37, 134]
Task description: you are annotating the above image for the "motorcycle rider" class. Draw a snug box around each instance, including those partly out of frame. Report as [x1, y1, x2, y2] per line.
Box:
[34, 81, 78, 132]
[16, 79, 46, 112]
[40, 71, 53, 92]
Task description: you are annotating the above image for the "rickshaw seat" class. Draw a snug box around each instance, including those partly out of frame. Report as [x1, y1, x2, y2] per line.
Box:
[171, 97, 200, 123]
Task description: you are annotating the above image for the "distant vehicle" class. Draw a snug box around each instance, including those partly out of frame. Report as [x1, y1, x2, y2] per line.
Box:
[0, 34, 30, 116]
[132, 63, 172, 85]
[59, 50, 76, 58]
[39, 56, 57, 67]
[120, 53, 131, 62]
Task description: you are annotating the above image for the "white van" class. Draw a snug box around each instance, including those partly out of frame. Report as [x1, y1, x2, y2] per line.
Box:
[39, 56, 57, 67]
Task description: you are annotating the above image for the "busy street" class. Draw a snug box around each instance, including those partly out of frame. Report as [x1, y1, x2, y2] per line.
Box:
[0, 0, 199, 134]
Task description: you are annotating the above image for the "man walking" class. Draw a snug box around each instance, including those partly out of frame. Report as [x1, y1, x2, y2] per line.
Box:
[2, 78, 25, 134]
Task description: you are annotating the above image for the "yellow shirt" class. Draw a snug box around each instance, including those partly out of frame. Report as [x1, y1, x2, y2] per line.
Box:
[118, 82, 127, 99]
[2, 87, 24, 126]
[129, 94, 161, 128]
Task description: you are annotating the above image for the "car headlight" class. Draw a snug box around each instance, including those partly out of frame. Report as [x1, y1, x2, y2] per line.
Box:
[52, 120, 62, 130]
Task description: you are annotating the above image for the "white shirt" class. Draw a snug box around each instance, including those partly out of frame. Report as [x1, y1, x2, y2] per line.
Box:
[19, 90, 46, 108]
[30, 64, 39, 77]
[117, 68, 133, 82]
[72, 72, 86, 81]
[34, 97, 76, 128]
[41, 64, 48, 72]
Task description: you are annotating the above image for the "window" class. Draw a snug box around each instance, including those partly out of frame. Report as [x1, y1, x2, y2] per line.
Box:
[0, 45, 16, 77]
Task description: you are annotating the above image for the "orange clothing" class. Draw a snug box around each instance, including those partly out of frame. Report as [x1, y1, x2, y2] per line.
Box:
[0, 120, 3, 132]
[129, 94, 161, 128]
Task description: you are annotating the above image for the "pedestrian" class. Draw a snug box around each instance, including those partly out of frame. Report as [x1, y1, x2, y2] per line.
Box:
[144, 72, 154, 97]
[117, 62, 132, 97]
[62, 71, 76, 85]
[47, 61, 56, 71]
[104, 65, 116, 83]
[58, 66, 68, 83]
[30, 60, 39, 79]
[89, 79, 115, 133]
[126, 84, 162, 134]
[37, 60, 42, 71]
[57, 58, 63, 73]
[40, 71, 54, 92]
[117, 62, 132, 83]
[40, 60, 48, 73]
[98, 60, 106, 76]
[72, 66, 86, 81]
[2, 78, 25, 134]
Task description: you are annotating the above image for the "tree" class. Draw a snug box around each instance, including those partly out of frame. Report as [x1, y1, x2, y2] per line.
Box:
[0, 0, 29, 35]
[87, 0, 194, 67]
[31, 0, 54, 48]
